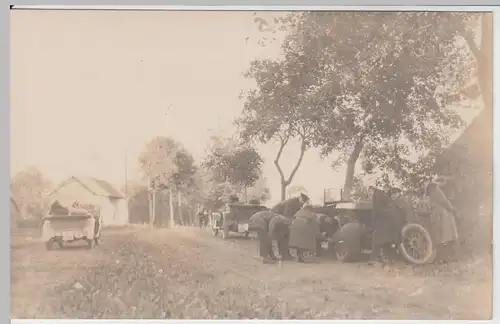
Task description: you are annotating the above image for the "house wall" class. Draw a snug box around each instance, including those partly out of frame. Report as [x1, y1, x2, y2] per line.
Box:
[50, 179, 116, 226]
[111, 198, 129, 225]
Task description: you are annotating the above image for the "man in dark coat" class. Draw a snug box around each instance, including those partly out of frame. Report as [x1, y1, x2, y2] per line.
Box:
[390, 187, 414, 222]
[289, 205, 321, 262]
[248, 210, 278, 264]
[369, 186, 402, 264]
[197, 210, 206, 227]
[268, 214, 293, 260]
[269, 193, 309, 260]
[271, 193, 309, 219]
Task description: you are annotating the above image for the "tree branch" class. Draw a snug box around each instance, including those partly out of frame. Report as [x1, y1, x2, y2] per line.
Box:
[274, 134, 289, 182]
[463, 33, 480, 59]
[284, 134, 307, 186]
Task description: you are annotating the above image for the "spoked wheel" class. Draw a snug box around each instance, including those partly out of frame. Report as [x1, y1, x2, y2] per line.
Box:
[334, 245, 359, 263]
[335, 249, 349, 262]
[399, 223, 436, 265]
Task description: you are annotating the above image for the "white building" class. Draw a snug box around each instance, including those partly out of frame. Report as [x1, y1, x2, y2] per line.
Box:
[48, 176, 129, 226]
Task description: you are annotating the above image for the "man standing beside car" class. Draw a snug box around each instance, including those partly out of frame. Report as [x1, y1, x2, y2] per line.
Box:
[248, 210, 277, 264]
[368, 186, 401, 265]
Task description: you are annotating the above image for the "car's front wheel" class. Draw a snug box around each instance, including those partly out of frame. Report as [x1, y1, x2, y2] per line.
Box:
[399, 222, 436, 265]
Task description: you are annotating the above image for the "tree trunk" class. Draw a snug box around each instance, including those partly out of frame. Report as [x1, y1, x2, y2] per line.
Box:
[342, 139, 364, 200]
[169, 187, 174, 228]
[280, 180, 287, 201]
[177, 190, 183, 226]
[244, 186, 248, 203]
[152, 190, 156, 227]
[274, 135, 308, 202]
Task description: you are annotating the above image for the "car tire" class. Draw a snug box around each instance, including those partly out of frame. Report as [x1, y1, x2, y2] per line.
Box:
[399, 222, 436, 265]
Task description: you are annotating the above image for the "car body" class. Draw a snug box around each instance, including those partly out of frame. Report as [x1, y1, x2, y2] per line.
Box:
[42, 206, 102, 250]
[212, 203, 268, 239]
[322, 188, 436, 265]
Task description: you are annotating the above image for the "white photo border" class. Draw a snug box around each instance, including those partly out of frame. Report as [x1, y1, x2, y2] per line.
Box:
[6, 2, 499, 323]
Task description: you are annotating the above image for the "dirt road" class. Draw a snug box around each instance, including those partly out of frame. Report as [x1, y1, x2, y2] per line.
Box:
[11, 226, 492, 319]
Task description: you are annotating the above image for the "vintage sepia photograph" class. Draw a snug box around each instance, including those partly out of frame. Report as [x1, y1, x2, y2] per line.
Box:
[10, 8, 493, 320]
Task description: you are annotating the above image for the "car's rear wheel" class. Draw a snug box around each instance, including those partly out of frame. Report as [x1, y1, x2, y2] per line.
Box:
[399, 222, 436, 265]
[334, 243, 359, 262]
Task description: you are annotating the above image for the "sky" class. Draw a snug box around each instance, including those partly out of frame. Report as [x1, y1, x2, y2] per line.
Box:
[10, 9, 480, 205]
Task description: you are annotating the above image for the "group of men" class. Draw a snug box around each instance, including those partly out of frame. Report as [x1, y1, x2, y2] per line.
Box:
[248, 193, 330, 264]
[246, 177, 459, 265]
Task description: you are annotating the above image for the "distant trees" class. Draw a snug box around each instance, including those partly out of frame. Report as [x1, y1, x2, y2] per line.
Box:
[202, 136, 264, 203]
[138, 136, 197, 227]
[10, 166, 53, 220]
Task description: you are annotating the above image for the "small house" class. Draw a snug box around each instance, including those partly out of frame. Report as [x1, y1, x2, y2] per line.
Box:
[48, 176, 129, 226]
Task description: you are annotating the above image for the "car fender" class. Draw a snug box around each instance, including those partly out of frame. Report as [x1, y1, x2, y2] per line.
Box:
[329, 222, 363, 253]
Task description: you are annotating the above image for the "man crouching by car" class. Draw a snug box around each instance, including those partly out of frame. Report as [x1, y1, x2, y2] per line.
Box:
[248, 211, 293, 264]
[248, 211, 276, 264]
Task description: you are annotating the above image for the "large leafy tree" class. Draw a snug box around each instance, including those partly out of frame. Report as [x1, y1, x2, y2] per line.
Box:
[248, 11, 476, 198]
[237, 49, 320, 201]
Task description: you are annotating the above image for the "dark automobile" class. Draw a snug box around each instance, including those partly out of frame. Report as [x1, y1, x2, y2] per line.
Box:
[322, 188, 436, 265]
[212, 203, 268, 239]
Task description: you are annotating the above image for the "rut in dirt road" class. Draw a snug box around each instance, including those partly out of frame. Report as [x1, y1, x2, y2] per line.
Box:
[11, 227, 492, 320]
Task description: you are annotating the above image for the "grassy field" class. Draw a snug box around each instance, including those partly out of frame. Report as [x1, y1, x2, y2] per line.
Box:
[11, 226, 492, 319]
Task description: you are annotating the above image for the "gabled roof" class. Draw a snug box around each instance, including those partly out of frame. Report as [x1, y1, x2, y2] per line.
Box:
[50, 176, 125, 199]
